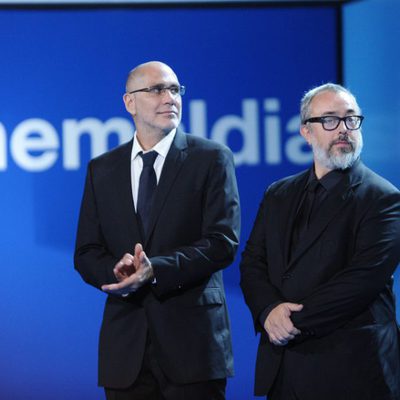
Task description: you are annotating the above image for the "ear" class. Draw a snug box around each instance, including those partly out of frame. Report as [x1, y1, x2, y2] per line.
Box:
[300, 123, 312, 146]
[123, 93, 136, 116]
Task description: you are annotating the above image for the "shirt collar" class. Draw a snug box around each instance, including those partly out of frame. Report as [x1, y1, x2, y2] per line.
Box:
[131, 128, 177, 161]
[307, 166, 346, 192]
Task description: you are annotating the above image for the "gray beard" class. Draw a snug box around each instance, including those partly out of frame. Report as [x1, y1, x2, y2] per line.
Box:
[313, 133, 363, 170]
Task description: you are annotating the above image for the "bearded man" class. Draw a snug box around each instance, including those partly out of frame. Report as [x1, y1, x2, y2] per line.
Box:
[240, 83, 400, 400]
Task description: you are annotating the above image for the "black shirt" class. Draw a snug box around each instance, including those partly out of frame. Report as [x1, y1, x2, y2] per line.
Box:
[258, 167, 346, 328]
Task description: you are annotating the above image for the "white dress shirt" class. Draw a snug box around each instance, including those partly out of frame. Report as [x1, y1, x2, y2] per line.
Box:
[130, 129, 177, 211]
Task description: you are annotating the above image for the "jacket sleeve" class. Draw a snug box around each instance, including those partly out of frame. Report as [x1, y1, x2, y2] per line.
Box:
[239, 186, 286, 332]
[74, 163, 119, 289]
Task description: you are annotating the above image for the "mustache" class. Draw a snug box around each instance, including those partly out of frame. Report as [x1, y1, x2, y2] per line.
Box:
[330, 134, 355, 150]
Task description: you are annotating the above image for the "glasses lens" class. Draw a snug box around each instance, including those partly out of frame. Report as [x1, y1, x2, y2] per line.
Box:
[167, 85, 185, 96]
[148, 85, 164, 94]
[168, 86, 180, 96]
[322, 116, 339, 130]
[345, 116, 361, 129]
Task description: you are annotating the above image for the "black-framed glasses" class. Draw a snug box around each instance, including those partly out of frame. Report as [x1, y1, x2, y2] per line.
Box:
[303, 115, 364, 131]
[128, 84, 185, 97]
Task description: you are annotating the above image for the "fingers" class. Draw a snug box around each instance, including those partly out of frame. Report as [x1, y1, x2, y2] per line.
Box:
[291, 326, 301, 336]
[105, 244, 151, 295]
[269, 328, 298, 345]
[101, 280, 130, 295]
[286, 303, 304, 312]
[114, 253, 136, 280]
[133, 243, 150, 268]
[115, 253, 134, 271]
[265, 302, 303, 346]
[102, 273, 139, 295]
[134, 243, 143, 258]
[268, 325, 297, 345]
[271, 338, 289, 346]
[133, 243, 146, 269]
[284, 303, 303, 336]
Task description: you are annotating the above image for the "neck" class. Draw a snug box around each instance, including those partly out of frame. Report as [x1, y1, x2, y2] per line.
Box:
[314, 163, 333, 180]
[136, 129, 169, 150]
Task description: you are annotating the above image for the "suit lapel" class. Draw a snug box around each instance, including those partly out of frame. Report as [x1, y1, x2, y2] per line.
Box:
[111, 140, 143, 245]
[287, 163, 363, 268]
[144, 130, 188, 245]
[282, 172, 309, 265]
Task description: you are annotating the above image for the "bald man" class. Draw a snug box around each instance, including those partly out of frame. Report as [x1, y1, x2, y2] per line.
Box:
[75, 61, 240, 400]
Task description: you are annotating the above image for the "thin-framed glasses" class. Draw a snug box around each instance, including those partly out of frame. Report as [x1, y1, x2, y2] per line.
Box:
[303, 115, 364, 131]
[128, 84, 186, 97]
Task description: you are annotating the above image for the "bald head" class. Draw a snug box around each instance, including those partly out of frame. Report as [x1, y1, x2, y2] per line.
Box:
[122, 61, 182, 147]
[125, 61, 178, 93]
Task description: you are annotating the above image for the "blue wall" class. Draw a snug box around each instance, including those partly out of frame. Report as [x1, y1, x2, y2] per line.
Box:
[344, 0, 399, 186]
[344, 0, 400, 320]
[0, 2, 398, 399]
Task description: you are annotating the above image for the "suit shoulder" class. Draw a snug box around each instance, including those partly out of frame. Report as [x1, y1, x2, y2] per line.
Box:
[362, 166, 399, 194]
[182, 134, 235, 168]
[185, 133, 232, 155]
[88, 140, 132, 169]
[267, 169, 309, 196]
[355, 163, 399, 200]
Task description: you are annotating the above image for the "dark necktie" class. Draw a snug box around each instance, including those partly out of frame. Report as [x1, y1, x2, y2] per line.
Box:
[137, 151, 158, 237]
[300, 179, 321, 230]
[290, 179, 321, 257]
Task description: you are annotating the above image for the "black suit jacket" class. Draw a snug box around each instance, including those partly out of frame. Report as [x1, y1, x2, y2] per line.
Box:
[240, 160, 400, 398]
[74, 129, 240, 388]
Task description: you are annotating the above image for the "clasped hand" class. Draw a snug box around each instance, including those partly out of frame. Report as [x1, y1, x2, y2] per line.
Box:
[101, 243, 154, 295]
[264, 302, 303, 346]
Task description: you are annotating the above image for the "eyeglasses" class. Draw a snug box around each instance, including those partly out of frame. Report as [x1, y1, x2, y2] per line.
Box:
[303, 115, 364, 131]
[128, 84, 185, 97]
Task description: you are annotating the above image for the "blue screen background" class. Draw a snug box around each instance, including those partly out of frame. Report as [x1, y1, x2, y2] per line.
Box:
[0, 2, 397, 399]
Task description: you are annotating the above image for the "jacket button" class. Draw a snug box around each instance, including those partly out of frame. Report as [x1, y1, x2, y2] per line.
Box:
[282, 273, 292, 280]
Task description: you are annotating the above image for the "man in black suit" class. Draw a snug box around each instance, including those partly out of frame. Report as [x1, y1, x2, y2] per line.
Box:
[240, 83, 400, 400]
[74, 61, 240, 400]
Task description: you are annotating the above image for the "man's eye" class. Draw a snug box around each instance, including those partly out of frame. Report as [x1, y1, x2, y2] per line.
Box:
[150, 86, 163, 94]
[323, 117, 336, 123]
[169, 86, 179, 95]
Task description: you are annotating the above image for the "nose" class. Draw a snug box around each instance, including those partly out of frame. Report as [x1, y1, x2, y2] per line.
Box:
[337, 118, 349, 134]
[164, 88, 174, 97]
[161, 88, 178, 103]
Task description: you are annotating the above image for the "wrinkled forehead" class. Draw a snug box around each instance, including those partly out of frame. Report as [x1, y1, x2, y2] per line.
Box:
[310, 90, 360, 115]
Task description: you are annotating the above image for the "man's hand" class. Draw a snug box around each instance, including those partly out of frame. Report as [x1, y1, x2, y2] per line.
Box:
[113, 252, 136, 282]
[264, 302, 303, 346]
[101, 243, 154, 295]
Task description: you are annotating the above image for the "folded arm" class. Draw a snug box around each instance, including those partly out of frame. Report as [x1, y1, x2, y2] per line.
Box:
[291, 191, 400, 339]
